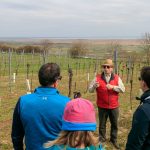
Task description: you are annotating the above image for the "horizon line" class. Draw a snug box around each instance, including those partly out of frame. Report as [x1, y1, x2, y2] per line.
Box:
[0, 35, 142, 40]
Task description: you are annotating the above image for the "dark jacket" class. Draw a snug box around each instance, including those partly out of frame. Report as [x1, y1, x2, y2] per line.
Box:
[11, 87, 70, 150]
[126, 90, 150, 150]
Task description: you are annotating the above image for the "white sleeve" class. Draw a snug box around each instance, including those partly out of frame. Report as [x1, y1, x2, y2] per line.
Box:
[88, 78, 97, 93]
[113, 77, 125, 93]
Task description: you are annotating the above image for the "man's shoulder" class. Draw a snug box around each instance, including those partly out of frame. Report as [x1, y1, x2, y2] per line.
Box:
[54, 91, 70, 100]
[140, 102, 150, 118]
[20, 93, 36, 99]
[113, 73, 119, 78]
[134, 103, 150, 121]
[20, 92, 70, 102]
[96, 74, 102, 79]
[57, 94, 70, 102]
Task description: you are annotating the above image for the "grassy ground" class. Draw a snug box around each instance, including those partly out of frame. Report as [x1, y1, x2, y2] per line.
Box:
[0, 53, 143, 150]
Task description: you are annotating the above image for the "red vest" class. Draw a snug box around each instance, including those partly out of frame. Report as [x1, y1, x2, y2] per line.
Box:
[96, 73, 119, 109]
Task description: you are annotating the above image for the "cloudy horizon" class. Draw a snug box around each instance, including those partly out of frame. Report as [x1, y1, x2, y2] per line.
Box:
[0, 0, 150, 39]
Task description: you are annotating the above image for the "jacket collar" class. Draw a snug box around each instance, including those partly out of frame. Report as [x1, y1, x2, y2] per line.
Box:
[140, 89, 150, 103]
[34, 86, 59, 95]
[101, 72, 115, 83]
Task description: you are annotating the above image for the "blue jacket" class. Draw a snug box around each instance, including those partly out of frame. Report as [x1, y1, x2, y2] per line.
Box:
[126, 90, 150, 150]
[11, 87, 70, 150]
[46, 144, 104, 150]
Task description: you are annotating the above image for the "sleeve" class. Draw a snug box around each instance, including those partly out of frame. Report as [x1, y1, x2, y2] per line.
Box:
[125, 107, 149, 150]
[113, 77, 125, 93]
[11, 98, 25, 150]
[88, 78, 96, 93]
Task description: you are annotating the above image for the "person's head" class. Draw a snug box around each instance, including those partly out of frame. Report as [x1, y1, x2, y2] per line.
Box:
[38, 63, 62, 87]
[62, 98, 96, 131]
[45, 98, 98, 148]
[102, 59, 113, 75]
[73, 91, 81, 99]
[139, 66, 150, 92]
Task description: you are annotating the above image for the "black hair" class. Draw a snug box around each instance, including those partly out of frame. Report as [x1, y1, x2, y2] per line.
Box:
[38, 63, 60, 86]
[140, 66, 150, 88]
[73, 91, 81, 99]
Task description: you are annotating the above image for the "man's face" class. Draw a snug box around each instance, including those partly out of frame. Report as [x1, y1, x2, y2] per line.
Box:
[102, 65, 113, 75]
[141, 81, 145, 92]
[139, 77, 146, 92]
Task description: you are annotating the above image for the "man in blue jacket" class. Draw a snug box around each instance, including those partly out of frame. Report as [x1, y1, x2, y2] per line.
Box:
[126, 66, 150, 150]
[11, 63, 70, 150]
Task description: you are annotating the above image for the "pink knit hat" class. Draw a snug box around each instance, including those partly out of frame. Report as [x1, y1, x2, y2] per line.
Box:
[62, 98, 96, 131]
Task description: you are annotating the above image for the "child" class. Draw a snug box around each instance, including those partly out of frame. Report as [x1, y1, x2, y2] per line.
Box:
[44, 98, 105, 150]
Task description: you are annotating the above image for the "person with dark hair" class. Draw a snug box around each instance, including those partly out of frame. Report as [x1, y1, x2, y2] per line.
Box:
[89, 59, 125, 149]
[73, 91, 81, 99]
[44, 98, 105, 150]
[126, 66, 150, 150]
[11, 63, 70, 150]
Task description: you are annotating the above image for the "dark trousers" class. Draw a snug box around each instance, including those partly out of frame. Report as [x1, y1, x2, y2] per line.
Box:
[98, 107, 119, 142]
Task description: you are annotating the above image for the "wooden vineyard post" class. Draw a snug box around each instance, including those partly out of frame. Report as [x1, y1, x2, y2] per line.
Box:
[126, 58, 131, 84]
[68, 68, 73, 97]
[129, 63, 134, 110]
[8, 48, 12, 93]
[84, 62, 90, 93]
[114, 50, 118, 74]
[84, 72, 90, 94]
[26, 63, 31, 94]
[30, 49, 35, 92]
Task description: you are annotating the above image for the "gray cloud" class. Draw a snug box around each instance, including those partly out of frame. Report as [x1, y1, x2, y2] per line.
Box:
[0, 0, 150, 38]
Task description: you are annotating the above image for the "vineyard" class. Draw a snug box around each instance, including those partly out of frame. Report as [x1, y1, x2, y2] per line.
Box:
[0, 42, 148, 150]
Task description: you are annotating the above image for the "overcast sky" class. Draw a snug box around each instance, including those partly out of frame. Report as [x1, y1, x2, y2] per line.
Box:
[0, 0, 150, 39]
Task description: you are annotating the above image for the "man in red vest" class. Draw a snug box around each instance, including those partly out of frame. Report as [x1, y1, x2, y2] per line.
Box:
[89, 59, 125, 149]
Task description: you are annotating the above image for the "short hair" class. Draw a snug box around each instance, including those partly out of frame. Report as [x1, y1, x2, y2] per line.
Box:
[140, 66, 150, 88]
[38, 63, 60, 86]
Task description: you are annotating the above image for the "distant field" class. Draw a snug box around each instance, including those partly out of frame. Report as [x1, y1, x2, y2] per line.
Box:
[0, 38, 144, 61]
[0, 39, 142, 49]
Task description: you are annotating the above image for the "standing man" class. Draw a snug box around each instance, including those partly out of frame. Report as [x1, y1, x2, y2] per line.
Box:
[11, 63, 70, 150]
[126, 66, 150, 150]
[89, 59, 125, 149]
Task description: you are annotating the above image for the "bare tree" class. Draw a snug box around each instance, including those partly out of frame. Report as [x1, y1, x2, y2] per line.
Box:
[104, 41, 121, 59]
[17, 45, 41, 53]
[106, 40, 122, 56]
[69, 40, 88, 58]
[40, 39, 53, 63]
